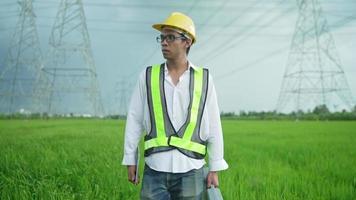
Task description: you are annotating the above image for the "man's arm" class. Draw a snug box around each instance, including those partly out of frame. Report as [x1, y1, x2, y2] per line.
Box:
[122, 71, 146, 185]
[206, 75, 229, 187]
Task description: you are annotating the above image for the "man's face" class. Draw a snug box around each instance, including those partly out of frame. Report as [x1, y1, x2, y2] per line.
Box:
[159, 27, 191, 60]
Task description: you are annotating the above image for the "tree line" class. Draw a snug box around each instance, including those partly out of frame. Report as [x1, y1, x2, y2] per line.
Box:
[1, 105, 356, 120]
[221, 105, 356, 120]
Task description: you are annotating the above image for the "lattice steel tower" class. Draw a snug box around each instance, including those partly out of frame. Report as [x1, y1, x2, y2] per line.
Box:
[276, 0, 355, 113]
[114, 77, 131, 116]
[0, 0, 48, 114]
[44, 0, 104, 116]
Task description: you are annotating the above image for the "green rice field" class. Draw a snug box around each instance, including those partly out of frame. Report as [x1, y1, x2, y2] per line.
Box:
[0, 119, 355, 199]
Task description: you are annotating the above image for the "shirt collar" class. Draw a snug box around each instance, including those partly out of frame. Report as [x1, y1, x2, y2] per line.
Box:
[164, 60, 198, 72]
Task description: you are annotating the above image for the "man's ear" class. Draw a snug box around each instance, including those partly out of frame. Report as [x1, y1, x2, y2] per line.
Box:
[185, 38, 192, 48]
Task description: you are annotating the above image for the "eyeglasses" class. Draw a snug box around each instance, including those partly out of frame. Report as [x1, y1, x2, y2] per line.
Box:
[156, 34, 186, 43]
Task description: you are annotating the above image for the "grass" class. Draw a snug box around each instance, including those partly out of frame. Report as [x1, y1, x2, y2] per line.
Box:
[221, 120, 356, 200]
[0, 119, 355, 199]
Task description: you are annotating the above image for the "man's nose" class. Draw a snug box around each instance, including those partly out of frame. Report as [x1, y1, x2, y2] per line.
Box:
[161, 39, 168, 46]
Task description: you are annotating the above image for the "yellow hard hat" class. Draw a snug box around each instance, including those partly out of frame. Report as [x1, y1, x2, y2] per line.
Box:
[152, 12, 196, 44]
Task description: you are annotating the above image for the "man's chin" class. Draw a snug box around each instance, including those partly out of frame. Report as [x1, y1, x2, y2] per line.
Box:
[162, 54, 170, 59]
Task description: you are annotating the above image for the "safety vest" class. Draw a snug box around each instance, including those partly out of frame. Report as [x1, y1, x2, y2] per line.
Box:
[144, 63, 209, 159]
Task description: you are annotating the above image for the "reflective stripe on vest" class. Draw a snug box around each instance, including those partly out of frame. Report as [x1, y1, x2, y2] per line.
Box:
[144, 63, 209, 159]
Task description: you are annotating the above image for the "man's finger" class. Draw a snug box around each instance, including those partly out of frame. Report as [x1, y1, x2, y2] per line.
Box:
[212, 178, 219, 188]
[134, 176, 140, 185]
[127, 165, 138, 184]
[128, 174, 135, 183]
[206, 171, 219, 188]
[206, 175, 212, 188]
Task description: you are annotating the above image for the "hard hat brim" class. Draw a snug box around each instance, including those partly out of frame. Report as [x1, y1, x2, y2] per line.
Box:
[152, 23, 196, 43]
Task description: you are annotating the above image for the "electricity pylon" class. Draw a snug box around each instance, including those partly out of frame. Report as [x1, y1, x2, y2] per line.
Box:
[276, 0, 355, 113]
[0, 0, 48, 114]
[44, 0, 104, 116]
[115, 77, 131, 116]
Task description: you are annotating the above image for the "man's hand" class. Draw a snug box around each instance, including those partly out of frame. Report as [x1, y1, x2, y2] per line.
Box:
[206, 171, 219, 188]
[127, 165, 139, 185]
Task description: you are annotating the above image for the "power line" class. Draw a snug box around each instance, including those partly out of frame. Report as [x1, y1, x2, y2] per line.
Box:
[214, 14, 356, 81]
[196, 0, 262, 52]
[0, 2, 16, 7]
[197, 0, 295, 63]
[195, 0, 232, 33]
[276, 0, 355, 113]
[215, 45, 286, 80]
[43, 0, 104, 116]
[0, 0, 48, 114]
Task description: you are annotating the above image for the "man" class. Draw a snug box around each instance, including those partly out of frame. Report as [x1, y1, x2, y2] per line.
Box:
[122, 12, 228, 199]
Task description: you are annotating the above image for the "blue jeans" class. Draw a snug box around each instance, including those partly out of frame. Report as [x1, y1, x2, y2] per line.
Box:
[140, 164, 208, 200]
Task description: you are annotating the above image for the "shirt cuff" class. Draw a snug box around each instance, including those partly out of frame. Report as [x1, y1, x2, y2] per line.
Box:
[208, 159, 229, 171]
[121, 154, 136, 166]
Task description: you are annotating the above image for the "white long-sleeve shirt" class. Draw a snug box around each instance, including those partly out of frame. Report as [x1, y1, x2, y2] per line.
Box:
[122, 61, 228, 173]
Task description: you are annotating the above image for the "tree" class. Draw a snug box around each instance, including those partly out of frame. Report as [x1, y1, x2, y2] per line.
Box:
[313, 104, 330, 115]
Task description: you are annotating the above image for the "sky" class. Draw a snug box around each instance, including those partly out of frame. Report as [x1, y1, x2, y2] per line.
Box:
[0, 0, 355, 115]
